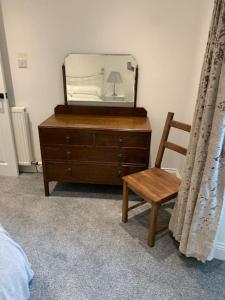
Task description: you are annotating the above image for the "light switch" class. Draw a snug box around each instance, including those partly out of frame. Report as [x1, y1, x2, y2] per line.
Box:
[17, 53, 28, 69]
[18, 58, 28, 69]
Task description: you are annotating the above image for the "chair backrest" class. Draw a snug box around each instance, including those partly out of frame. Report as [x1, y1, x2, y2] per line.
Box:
[155, 112, 191, 168]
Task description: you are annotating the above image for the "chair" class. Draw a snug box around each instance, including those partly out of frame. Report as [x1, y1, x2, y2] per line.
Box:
[122, 112, 191, 247]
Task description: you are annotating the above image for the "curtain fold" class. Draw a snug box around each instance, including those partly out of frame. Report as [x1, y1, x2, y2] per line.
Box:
[169, 0, 225, 262]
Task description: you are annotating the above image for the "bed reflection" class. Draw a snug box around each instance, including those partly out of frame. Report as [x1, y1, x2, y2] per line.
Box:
[64, 54, 137, 107]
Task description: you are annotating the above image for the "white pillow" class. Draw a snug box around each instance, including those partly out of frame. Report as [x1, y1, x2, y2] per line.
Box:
[67, 85, 102, 97]
[68, 93, 101, 101]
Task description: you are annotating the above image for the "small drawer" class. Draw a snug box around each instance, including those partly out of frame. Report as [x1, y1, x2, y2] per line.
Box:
[45, 162, 74, 181]
[43, 146, 89, 161]
[39, 128, 93, 146]
[95, 133, 149, 148]
[119, 149, 149, 164]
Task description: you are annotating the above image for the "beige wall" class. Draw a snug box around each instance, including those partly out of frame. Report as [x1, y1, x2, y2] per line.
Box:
[1, 0, 213, 171]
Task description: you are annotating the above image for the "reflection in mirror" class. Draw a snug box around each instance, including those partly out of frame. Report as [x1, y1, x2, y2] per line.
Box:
[64, 54, 137, 107]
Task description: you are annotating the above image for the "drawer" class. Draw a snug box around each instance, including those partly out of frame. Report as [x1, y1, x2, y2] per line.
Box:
[119, 149, 149, 164]
[43, 146, 118, 162]
[95, 133, 149, 148]
[44, 162, 146, 185]
[43, 146, 149, 165]
[39, 128, 93, 146]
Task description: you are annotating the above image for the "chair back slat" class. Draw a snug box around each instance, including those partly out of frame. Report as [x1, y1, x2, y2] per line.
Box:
[164, 141, 187, 156]
[170, 120, 191, 132]
[155, 112, 174, 168]
[155, 112, 191, 168]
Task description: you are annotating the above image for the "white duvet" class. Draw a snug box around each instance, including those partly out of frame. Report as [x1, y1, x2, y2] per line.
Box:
[67, 85, 102, 101]
[0, 225, 33, 300]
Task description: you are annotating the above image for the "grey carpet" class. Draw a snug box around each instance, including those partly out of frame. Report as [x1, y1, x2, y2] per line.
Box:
[0, 173, 224, 300]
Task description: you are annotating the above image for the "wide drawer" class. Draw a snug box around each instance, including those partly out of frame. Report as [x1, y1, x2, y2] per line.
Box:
[44, 162, 146, 185]
[95, 132, 149, 148]
[39, 128, 93, 146]
[43, 146, 149, 164]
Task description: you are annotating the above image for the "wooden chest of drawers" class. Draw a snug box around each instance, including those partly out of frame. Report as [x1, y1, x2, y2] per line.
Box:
[38, 105, 151, 196]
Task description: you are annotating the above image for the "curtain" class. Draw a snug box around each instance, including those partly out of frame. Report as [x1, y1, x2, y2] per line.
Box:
[169, 0, 225, 262]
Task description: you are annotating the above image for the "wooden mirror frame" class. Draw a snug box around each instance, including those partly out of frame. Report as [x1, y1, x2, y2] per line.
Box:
[62, 61, 138, 108]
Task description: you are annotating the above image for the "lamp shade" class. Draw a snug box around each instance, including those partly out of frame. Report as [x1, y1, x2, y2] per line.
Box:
[107, 71, 122, 84]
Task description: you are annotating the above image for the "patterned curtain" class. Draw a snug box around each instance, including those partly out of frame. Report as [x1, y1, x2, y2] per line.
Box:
[169, 0, 225, 262]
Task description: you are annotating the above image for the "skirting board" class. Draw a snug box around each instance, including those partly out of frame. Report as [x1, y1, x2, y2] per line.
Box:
[214, 242, 225, 261]
[19, 162, 43, 173]
[162, 167, 181, 178]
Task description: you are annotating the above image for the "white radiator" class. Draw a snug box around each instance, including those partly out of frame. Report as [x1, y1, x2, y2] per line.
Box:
[11, 107, 34, 166]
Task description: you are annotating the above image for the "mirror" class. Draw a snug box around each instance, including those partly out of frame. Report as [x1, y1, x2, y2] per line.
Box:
[63, 54, 138, 107]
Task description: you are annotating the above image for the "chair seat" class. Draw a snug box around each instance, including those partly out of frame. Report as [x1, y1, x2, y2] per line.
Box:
[123, 167, 181, 204]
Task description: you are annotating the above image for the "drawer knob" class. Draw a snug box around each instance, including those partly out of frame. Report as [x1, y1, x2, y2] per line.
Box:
[66, 151, 72, 159]
[65, 136, 71, 143]
[119, 138, 123, 145]
[118, 153, 123, 160]
[67, 167, 72, 174]
[117, 170, 122, 177]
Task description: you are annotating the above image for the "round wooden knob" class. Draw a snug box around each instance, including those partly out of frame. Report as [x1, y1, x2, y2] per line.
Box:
[118, 153, 123, 159]
[67, 167, 72, 174]
[65, 136, 71, 143]
[66, 151, 72, 158]
[117, 170, 122, 177]
[118, 138, 123, 147]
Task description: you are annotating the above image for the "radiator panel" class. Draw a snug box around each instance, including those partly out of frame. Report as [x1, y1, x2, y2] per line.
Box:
[11, 107, 34, 166]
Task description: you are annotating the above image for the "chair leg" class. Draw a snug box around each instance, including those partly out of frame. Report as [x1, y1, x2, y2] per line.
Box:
[122, 181, 129, 223]
[148, 203, 160, 247]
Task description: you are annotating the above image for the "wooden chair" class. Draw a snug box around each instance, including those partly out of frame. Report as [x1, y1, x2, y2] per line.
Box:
[122, 112, 191, 247]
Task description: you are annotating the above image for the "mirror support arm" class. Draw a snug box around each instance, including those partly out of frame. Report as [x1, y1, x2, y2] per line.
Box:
[134, 66, 138, 108]
[62, 64, 68, 105]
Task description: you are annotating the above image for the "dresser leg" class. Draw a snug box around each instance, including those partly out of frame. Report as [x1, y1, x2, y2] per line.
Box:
[44, 179, 50, 196]
[122, 181, 129, 223]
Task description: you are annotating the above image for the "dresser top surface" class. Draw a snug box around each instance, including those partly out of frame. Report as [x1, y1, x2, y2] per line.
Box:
[39, 114, 151, 132]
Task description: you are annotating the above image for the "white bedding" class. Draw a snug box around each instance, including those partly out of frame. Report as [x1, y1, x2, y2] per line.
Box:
[0, 225, 33, 300]
[68, 94, 102, 101]
[67, 85, 102, 101]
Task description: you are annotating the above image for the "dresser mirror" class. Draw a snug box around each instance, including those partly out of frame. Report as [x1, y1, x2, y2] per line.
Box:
[63, 54, 138, 107]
